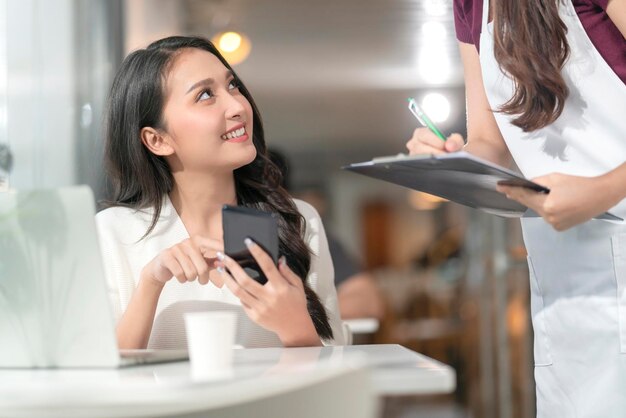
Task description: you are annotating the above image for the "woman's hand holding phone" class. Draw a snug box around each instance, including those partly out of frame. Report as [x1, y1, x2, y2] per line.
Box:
[216, 239, 321, 347]
[406, 127, 465, 155]
[141, 236, 224, 286]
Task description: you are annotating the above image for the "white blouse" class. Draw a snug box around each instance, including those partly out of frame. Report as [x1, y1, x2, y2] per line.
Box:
[95, 197, 346, 349]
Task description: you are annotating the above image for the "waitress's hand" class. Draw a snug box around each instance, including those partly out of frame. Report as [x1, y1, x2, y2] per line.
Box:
[141, 236, 223, 286]
[496, 173, 618, 231]
[216, 240, 321, 347]
[406, 127, 465, 155]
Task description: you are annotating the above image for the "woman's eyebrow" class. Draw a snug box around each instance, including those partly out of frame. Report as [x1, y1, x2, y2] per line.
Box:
[185, 71, 235, 95]
[186, 78, 214, 94]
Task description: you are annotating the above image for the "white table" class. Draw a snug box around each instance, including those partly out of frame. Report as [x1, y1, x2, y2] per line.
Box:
[228, 344, 454, 396]
[0, 344, 455, 417]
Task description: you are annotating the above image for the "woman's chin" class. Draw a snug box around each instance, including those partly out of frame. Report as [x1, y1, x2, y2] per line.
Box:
[243, 146, 257, 164]
[231, 148, 258, 170]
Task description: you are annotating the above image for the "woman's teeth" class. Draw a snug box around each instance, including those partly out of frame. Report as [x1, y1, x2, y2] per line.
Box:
[221, 127, 246, 140]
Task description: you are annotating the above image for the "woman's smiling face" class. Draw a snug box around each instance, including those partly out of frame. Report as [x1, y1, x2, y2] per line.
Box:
[158, 48, 256, 173]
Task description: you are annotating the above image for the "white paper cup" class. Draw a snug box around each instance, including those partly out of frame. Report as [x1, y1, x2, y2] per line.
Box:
[184, 311, 237, 380]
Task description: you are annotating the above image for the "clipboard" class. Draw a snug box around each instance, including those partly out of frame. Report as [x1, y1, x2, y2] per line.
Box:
[343, 151, 622, 220]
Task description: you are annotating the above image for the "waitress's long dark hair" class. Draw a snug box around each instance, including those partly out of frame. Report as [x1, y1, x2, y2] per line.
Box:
[103, 36, 333, 340]
[493, 0, 570, 132]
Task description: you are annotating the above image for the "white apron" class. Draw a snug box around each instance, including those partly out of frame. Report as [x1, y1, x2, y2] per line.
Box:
[478, 0, 626, 416]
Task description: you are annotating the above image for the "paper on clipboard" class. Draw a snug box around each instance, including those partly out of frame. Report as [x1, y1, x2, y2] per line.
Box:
[343, 151, 622, 220]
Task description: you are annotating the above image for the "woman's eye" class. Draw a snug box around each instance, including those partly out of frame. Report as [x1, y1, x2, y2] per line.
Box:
[198, 89, 214, 101]
[228, 80, 240, 91]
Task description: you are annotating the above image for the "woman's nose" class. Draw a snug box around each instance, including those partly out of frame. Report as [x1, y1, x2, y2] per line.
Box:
[224, 94, 246, 120]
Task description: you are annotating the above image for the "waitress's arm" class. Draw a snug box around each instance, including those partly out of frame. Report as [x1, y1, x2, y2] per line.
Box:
[458, 41, 513, 168]
[460, 35, 626, 230]
[606, 0, 626, 39]
[603, 162, 626, 205]
[405, 41, 513, 163]
[498, 164, 626, 231]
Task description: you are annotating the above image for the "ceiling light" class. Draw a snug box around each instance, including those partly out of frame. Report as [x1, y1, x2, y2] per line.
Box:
[423, 0, 447, 17]
[218, 31, 242, 52]
[421, 92, 450, 123]
[421, 21, 447, 42]
[418, 46, 451, 84]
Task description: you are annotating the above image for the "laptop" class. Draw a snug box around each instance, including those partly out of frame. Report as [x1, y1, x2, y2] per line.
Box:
[0, 186, 187, 368]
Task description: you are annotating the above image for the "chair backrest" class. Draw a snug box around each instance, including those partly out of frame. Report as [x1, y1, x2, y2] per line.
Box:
[342, 321, 354, 345]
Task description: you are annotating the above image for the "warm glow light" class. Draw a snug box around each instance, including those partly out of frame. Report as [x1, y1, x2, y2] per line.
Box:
[421, 92, 450, 123]
[219, 32, 242, 53]
[507, 297, 528, 338]
[408, 190, 448, 211]
[212, 31, 252, 66]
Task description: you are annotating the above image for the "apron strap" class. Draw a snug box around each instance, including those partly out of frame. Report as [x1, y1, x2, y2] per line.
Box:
[481, 0, 490, 34]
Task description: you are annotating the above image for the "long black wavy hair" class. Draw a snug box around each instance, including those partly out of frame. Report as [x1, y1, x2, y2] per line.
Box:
[103, 35, 333, 341]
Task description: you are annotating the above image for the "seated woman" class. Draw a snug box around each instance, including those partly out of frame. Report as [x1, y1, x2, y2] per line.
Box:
[96, 36, 345, 350]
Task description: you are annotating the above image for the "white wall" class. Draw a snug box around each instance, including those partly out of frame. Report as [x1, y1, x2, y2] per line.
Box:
[0, 0, 7, 191]
[124, 0, 184, 53]
[0, 0, 122, 195]
[4, 0, 76, 189]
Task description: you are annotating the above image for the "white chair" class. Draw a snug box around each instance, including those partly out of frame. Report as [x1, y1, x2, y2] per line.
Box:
[344, 318, 380, 335]
[343, 320, 354, 345]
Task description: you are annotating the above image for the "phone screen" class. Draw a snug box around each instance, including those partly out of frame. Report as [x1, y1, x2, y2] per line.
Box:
[222, 205, 279, 285]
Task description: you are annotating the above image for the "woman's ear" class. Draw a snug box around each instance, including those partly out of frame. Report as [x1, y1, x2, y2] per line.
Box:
[140, 127, 174, 156]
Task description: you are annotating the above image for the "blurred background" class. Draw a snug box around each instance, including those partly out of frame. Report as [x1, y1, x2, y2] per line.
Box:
[0, 0, 535, 416]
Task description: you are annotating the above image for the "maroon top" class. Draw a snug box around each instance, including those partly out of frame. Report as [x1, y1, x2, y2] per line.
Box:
[453, 0, 626, 84]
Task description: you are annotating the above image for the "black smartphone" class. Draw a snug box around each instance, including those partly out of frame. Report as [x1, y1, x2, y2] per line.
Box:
[222, 205, 279, 285]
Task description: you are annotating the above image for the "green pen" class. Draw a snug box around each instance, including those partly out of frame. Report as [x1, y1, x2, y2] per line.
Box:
[407, 97, 447, 141]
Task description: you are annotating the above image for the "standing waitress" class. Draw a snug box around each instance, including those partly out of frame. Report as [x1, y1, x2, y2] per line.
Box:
[407, 0, 626, 416]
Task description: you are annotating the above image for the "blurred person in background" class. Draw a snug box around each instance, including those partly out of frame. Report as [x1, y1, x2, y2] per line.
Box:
[406, 0, 626, 416]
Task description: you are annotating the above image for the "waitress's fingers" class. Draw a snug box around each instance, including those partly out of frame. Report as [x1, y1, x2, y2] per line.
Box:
[218, 267, 262, 308]
[406, 140, 446, 156]
[444, 134, 465, 152]
[497, 185, 547, 214]
[406, 128, 446, 154]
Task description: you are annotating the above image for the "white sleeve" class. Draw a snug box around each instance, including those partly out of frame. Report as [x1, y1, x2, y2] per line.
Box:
[95, 209, 135, 324]
[296, 200, 347, 345]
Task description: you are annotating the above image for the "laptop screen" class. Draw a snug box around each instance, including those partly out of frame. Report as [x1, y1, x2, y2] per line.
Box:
[0, 186, 121, 367]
